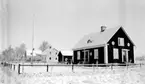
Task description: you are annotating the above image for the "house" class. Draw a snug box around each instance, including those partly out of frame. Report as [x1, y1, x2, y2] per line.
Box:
[58, 50, 73, 64]
[72, 26, 135, 64]
[25, 50, 43, 62]
[42, 48, 59, 63]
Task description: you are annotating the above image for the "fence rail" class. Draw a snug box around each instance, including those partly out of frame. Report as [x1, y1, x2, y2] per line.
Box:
[1, 62, 145, 74]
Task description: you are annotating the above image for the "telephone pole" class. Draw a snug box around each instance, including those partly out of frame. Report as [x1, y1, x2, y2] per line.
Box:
[31, 14, 35, 64]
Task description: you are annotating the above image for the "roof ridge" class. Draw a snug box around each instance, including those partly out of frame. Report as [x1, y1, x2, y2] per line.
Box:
[88, 26, 121, 34]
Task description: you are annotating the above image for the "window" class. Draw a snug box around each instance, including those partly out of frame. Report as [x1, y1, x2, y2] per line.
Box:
[77, 51, 81, 60]
[112, 41, 115, 45]
[94, 49, 98, 59]
[113, 48, 119, 59]
[87, 39, 92, 44]
[90, 52, 92, 56]
[127, 43, 130, 47]
[118, 37, 124, 46]
[49, 57, 51, 60]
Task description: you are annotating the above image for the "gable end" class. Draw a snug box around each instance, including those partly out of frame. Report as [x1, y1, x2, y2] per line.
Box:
[107, 27, 135, 46]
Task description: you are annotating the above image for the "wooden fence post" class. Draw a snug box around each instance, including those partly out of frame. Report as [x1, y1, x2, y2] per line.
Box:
[14, 65, 15, 70]
[93, 64, 95, 72]
[127, 63, 129, 70]
[111, 63, 113, 70]
[72, 64, 74, 72]
[10, 64, 12, 69]
[47, 65, 49, 72]
[96, 61, 98, 70]
[18, 64, 20, 74]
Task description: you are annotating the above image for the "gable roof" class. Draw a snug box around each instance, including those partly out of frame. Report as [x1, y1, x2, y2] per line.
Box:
[73, 26, 134, 50]
[42, 48, 59, 56]
[61, 50, 73, 56]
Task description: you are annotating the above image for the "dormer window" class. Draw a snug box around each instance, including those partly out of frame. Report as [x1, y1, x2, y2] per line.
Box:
[118, 37, 124, 46]
[87, 39, 92, 44]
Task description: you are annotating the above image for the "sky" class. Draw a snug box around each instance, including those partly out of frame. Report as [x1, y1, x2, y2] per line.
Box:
[2, 0, 145, 56]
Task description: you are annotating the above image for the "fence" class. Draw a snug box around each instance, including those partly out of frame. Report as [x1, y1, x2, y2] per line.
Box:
[4, 63, 144, 74]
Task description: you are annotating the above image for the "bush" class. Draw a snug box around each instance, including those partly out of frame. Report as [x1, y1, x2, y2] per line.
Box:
[136, 56, 145, 61]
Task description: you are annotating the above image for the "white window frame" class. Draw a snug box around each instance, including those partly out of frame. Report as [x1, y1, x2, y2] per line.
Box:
[113, 48, 119, 59]
[94, 49, 98, 59]
[118, 37, 124, 46]
[122, 49, 129, 63]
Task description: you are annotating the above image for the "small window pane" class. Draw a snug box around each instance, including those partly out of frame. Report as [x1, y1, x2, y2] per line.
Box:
[77, 51, 80, 60]
[113, 48, 119, 59]
[94, 49, 98, 59]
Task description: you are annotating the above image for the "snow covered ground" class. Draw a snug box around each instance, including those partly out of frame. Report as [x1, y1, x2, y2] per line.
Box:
[0, 64, 145, 84]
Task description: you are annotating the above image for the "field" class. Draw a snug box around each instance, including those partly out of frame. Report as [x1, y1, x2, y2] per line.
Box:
[0, 63, 145, 84]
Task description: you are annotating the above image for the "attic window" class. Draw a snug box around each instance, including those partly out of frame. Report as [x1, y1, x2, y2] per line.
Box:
[87, 39, 92, 44]
[118, 37, 124, 46]
[112, 41, 115, 45]
[127, 43, 130, 46]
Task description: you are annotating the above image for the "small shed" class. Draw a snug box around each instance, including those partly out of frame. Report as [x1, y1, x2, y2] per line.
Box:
[58, 50, 73, 64]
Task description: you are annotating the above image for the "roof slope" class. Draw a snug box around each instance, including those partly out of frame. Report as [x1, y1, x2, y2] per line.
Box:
[73, 26, 121, 50]
[61, 50, 73, 56]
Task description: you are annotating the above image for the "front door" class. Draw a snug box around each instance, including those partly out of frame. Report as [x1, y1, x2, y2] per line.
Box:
[84, 50, 89, 64]
[122, 49, 128, 63]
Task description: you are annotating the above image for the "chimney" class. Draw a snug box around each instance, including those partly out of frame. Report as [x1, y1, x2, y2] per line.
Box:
[101, 26, 106, 32]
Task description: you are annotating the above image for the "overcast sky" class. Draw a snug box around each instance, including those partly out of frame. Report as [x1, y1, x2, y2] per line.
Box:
[6, 0, 145, 56]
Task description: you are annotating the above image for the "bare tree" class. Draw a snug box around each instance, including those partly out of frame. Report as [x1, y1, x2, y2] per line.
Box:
[15, 43, 26, 62]
[39, 41, 51, 52]
[2, 46, 15, 62]
[136, 55, 145, 62]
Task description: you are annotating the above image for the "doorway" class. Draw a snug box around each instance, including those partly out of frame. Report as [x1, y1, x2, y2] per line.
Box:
[84, 50, 89, 64]
[122, 49, 129, 63]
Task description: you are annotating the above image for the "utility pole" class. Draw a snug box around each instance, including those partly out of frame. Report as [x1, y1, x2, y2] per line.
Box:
[31, 14, 35, 65]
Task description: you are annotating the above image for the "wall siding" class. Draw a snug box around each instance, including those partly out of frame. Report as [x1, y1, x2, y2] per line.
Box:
[108, 28, 134, 63]
[73, 47, 104, 64]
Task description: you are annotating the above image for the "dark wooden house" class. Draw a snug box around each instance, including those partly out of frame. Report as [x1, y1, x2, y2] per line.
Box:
[72, 26, 135, 64]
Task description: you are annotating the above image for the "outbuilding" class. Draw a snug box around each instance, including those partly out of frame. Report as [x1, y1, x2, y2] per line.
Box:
[58, 50, 73, 64]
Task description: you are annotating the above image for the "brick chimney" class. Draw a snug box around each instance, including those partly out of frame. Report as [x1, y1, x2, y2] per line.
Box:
[101, 26, 106, 32]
